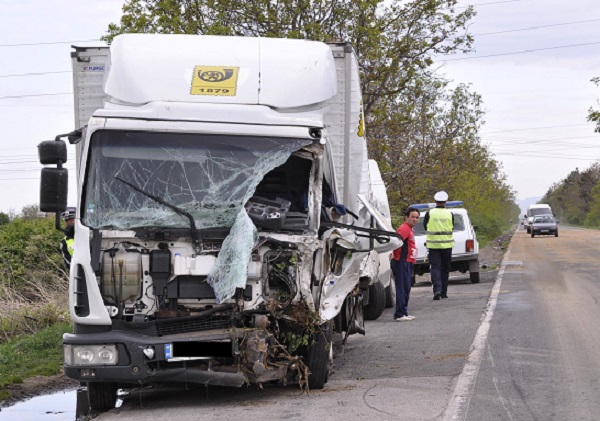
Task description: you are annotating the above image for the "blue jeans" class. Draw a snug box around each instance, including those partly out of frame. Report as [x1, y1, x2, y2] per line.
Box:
[429, 248, 452, 295]
[391, 259, 412, 318]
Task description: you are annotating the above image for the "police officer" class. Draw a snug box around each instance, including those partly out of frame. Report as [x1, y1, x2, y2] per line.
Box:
[424, 191, 455, 300]
[60, 207, 76, 270]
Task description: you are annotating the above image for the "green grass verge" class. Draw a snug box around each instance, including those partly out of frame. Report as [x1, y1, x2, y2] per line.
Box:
[0, 322, 72, 398]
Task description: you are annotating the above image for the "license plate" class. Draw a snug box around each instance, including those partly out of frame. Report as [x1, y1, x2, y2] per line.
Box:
[541, 230, 549, 233]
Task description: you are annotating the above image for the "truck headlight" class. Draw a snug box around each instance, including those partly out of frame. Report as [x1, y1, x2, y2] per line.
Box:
[64, 344, 118, 366]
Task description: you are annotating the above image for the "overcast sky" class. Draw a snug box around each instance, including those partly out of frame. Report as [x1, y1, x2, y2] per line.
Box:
[1, 0, 599, 214]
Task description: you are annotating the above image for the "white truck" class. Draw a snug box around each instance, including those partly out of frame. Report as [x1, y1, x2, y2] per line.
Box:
[38, 34, 400, 409]
[524, 204, 553, 233]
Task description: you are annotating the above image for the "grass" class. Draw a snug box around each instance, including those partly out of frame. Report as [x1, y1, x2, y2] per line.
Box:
[0, 322, 72, 399]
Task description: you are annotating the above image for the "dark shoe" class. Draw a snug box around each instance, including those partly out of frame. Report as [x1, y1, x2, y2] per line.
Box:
[433, 293, 441, 300]
[441, 293, 448, 299]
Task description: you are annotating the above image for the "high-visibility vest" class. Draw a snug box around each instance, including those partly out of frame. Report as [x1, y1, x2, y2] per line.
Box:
[64, 237, 75, 256]
[425, 208, 454, 249]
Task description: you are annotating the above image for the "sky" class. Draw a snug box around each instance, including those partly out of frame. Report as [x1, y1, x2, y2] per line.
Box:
[438, 0, 600, 205]
[0, 0, 599, 214]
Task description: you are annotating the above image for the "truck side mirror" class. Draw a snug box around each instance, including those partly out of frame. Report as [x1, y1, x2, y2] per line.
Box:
[38, 140, 68, 212]
[38, 140, 67, 164]
[40, 168, 68, 212]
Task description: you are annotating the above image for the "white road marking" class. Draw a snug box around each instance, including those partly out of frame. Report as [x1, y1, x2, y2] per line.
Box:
[442, 248, 510, 421]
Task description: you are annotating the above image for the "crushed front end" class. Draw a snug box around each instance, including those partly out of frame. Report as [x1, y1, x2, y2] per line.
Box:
[65, 128, 332, 388]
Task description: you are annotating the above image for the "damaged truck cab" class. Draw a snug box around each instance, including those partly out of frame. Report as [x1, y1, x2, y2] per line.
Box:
[38, 35, 399, 409]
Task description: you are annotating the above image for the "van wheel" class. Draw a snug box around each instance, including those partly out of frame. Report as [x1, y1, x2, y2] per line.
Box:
[363, 281, 386, 320]
[87, 382, 117, 411]
[307, 323, 333, 389]
[470, 271, 480, 284]
[384, 281, 395, 308]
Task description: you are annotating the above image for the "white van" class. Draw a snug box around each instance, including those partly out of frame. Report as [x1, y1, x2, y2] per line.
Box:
[525, 204, 553, 233]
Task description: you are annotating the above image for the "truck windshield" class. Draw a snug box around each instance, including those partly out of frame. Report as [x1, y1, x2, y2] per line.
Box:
[82, 130, 312, 230]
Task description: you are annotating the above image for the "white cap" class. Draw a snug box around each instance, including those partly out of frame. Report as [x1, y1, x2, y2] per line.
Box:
[434, 191, 448, 202]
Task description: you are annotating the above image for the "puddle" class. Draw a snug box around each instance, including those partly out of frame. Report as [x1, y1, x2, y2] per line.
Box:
[0, 386, 123, 421]
[0, 388, 77, 420]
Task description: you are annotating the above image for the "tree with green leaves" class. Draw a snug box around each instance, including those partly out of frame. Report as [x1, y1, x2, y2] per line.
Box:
[105, 0, 475, 115]
[588, 77, 600, 133]
[105, 0, 517, 237]
[542, 163, 600, 226]
[584, 180, 600, 226]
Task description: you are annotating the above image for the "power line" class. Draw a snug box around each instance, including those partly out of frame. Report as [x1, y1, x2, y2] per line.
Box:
[495, 153, 599, 161]
[455, 0, 522, 9]
[0, 39, 102, 47]
[481, 123, 595, 134]
[0, 93, 71, 100]
[0, 177, 41, 181]
[0, 70, 70, 78]
[487, 135, 600, 145]
[492, 143, 600, 154]
[442, 40, 600, 61]
[472, 18, 600, 37]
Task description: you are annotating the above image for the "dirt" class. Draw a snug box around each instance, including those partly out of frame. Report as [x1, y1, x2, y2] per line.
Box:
[0, 372, 79, 408]
[478, 232, 512, 270]
[0, 230, 514, 408]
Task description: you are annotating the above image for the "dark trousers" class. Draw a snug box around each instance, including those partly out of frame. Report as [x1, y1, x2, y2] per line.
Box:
[391, 259, 412, 318]
[429, 248, 452, 295]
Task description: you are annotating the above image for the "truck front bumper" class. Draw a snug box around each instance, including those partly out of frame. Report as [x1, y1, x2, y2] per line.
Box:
[63, 327, 293, 387]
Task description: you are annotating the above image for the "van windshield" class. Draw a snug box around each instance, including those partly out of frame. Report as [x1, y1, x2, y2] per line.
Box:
[529, 208, 551, 217]
[82, 130, 312, 230]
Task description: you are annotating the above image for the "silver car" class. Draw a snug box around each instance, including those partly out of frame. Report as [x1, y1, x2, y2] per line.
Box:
[530, 214, 558, 238]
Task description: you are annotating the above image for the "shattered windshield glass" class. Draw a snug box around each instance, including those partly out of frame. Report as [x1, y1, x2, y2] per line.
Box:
[82, 130, 312, 230]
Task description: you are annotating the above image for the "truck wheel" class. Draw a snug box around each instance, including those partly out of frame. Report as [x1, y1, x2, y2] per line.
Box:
[363, 281, 386, 320]
[87, 382, 117, 411]
[384, 281, 395, 308]
[307, 323, 333, 389]
[470, 271, 480, 284]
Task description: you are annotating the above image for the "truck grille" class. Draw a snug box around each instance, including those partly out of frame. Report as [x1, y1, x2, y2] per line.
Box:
[155, 316, 232, 336]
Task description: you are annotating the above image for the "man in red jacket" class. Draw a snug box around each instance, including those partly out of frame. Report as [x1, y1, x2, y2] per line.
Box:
[392, 207, 419, 321]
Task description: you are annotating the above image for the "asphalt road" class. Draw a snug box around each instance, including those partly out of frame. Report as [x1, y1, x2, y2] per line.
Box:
[94, 224, 600, 420]
[464, 224, 600, 420]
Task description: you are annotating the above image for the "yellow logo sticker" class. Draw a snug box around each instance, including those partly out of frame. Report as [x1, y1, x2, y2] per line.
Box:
[190, 66, 239, 96]
[357, 101, 365, 137]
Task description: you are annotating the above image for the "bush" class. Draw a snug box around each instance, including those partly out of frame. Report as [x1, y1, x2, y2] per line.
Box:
[0, 215, 65, 292]
[0, 213, 69, 340]
[0, 322, 72, 395]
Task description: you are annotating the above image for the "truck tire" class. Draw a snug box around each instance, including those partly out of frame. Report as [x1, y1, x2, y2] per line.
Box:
[470, 271, 480, 284]
[87, 382, 117, 411]
[363, 281, 386, 320]
[384, 280, 395, 308]
[307, 323, 333, 389]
